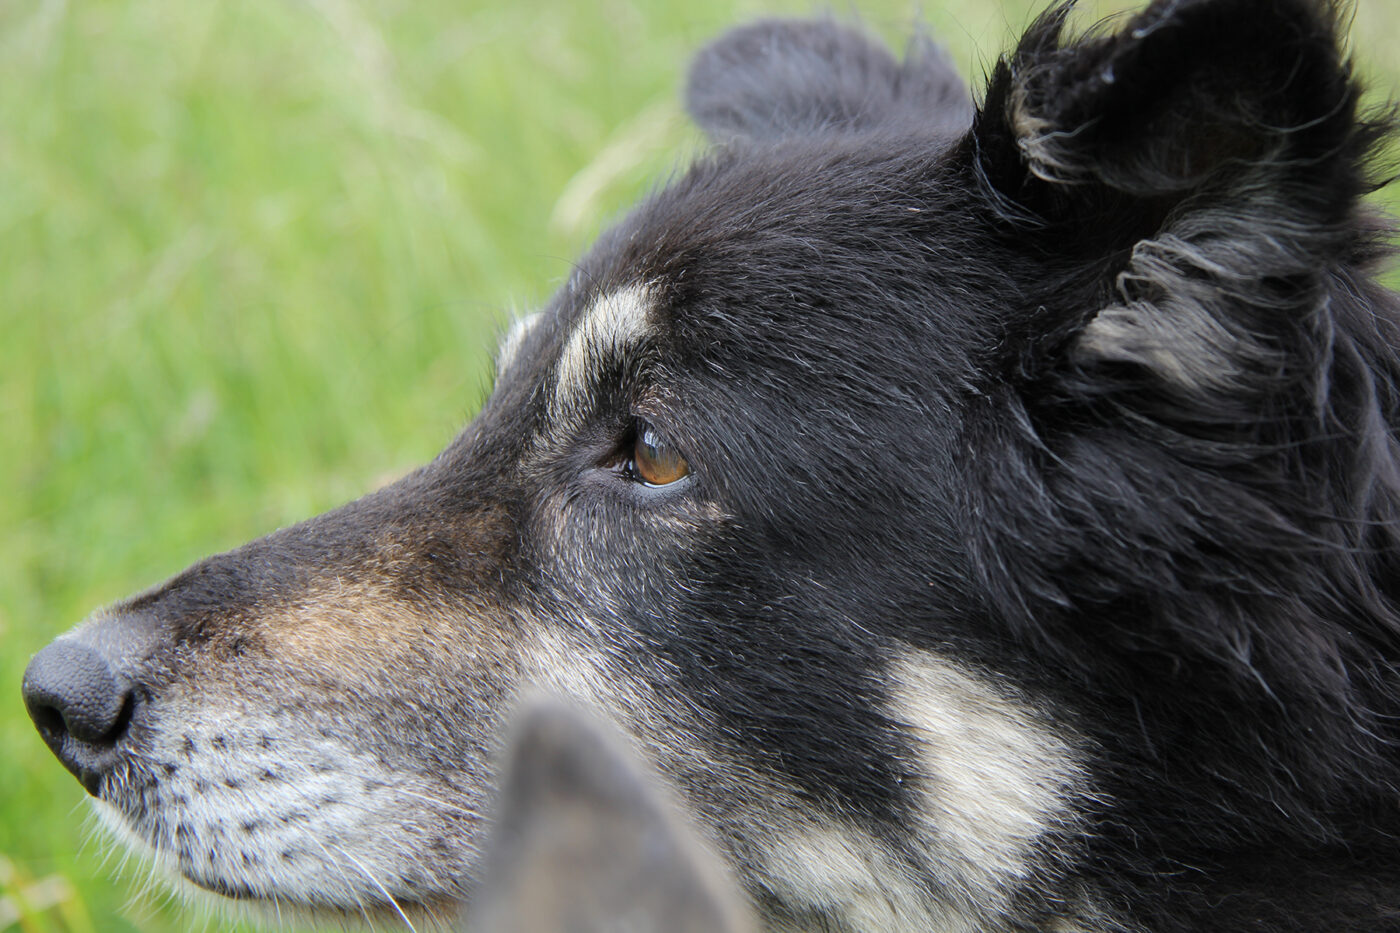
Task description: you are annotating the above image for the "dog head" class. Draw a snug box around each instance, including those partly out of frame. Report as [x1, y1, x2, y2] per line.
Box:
[23, 1, 1400, 930]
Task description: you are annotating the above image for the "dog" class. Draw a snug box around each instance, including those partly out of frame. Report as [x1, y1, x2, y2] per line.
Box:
[22, 0, 1400, 929]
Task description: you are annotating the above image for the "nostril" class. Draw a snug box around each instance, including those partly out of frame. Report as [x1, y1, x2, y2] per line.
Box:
[22, 640, 136, 793]
[31, 700, 68, 741]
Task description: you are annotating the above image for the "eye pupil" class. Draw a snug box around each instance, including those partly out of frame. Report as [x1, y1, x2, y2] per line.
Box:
[631, 421, 689, 486]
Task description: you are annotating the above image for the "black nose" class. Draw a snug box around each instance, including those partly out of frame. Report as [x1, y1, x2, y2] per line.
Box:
[22, 640, 135, 796]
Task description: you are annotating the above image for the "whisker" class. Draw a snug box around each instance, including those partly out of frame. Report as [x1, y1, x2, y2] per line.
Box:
[331, 843, 418, 933]
[310, 838, 376, 932]
[388, 786, 485, 821]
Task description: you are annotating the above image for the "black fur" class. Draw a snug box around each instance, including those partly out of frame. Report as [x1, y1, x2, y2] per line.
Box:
[671, 0, 1400, 926]
[23, 0, 1400, 929]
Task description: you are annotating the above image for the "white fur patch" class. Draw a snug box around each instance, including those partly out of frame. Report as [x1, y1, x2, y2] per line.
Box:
[495, 311, 542, 377]
[751, 652, 1098, 932]
[887, 650, 1091, 918]
[521, 625, 1110, 932]
[551, 285, 654, 421]
[757, 823, 982, 933]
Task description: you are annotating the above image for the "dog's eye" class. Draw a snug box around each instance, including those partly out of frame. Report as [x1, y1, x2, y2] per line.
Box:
[629, 421, 690, 487]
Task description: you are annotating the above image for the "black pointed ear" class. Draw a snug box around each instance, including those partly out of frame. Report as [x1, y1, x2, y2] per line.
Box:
[974, 0, 1377, 231]
[959, 0, 1400, 725]
[686, 19, 972, 142]
[969, 0, 1390, 387]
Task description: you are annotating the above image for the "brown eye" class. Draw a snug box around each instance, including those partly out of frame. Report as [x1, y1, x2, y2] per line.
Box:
[630, 421, 690, 486]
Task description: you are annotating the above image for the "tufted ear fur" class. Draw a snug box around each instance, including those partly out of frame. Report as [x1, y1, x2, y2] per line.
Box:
[959, 0, 1400, 818]
[971, 0, 1390, 393]
[979, 0, 1369, 194]
[686, 19, 973, 142]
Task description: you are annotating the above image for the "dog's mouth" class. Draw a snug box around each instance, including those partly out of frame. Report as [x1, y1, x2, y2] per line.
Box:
[93, 789, 466, 928]
[73, 707, 487, 920]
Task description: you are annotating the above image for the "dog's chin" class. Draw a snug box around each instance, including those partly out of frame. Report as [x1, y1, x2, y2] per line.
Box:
[89, 774, 476, 930]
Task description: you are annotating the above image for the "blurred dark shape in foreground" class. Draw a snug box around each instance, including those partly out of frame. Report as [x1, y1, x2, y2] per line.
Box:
[468, 697, 756, 933]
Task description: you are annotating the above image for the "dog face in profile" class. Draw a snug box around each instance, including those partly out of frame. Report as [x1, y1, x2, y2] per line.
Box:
[23, 0, 1400, 930]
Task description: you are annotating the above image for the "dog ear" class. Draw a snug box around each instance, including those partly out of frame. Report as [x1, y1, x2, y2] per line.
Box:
[970, 0, 1387, 393]
[976, 0, 1367, 208]
[686, 19, 972, 142]
[959, 0, 1400, 756]
[467, 697, 755, 933]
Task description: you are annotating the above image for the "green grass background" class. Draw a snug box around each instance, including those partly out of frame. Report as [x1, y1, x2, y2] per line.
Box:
[2, 0, 1398, 930]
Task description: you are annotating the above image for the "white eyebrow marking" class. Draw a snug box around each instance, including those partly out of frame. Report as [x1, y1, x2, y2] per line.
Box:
[551, 285, 654, 420]
[496, 312, 543, 377]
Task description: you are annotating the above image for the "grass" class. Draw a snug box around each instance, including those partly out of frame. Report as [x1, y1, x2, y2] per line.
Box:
[2, 0, 1398, 930]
